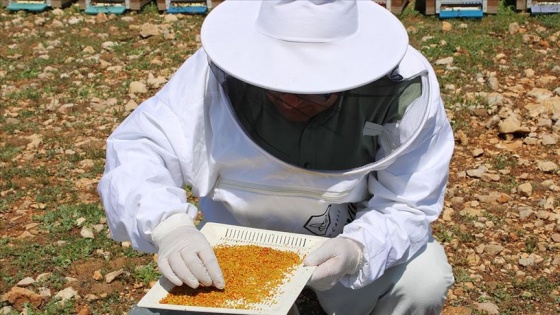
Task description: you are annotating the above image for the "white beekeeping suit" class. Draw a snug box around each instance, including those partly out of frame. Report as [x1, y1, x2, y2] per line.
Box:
[98, 1, 455, 314]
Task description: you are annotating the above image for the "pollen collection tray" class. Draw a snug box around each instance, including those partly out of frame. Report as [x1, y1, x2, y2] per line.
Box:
[137, 222, 327, 314]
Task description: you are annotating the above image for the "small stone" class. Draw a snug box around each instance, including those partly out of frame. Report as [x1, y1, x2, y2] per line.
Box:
[92, 224, 104, 233]
[481, 173, 500, 182]
[36, 273, 51, 282]
[84, 294, 99, 302]
[484, 244, 505, 256]
[537, 161, 558, 172]
[435, 56, 453, 65]
[140, 23, 159, 38]
[487, 77, 500, 90]
[54, 287, 79, 305]
[164, 14, 178, 23]
[105, 269, 124, 283]
[541, 134, 557, 146]
[460, 207, 484, 217]
[37, 287, 51, 298]
[498, 117, 530, 134]
[472, 148, 484, 157]
[508, 22, 520, 34]
[65, 277, 78, 284]
[95, 12, 108, 23]
[16, 277, 35, 287]
[519, 208, 534, 219]
[455, 130, 468, 145]
[93, 270, 103, 281]
[80, 227, 94, 239]
[124, 99, 139, 112]
[518, 183, 533, 197]
[536, 211, 551, 220]
[129, 81, 148, 94]
[76, 217, 86, 226]
[474, 302, 499, 315]
[466, 168, 485, 178]
[519, 255, 535, 266]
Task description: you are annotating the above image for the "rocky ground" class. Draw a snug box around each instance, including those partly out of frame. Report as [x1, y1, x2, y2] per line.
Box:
[0, 2, 559, 315]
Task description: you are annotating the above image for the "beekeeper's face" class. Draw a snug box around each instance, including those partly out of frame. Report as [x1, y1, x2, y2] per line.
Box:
[265, 91, 341, 123]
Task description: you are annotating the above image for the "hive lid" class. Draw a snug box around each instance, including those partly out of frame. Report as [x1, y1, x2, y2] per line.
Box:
[137, 222, 327, 314]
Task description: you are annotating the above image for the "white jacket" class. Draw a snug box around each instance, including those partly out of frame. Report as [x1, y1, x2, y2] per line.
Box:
[97, 46, 454, 289]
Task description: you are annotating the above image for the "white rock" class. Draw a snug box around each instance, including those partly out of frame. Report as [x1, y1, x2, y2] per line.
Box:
[484, 244, 505, 255]
[508, 22, 520, 34]
[26, 134, 43, 150]
[519, 208, 534, 219]
[105, 269, 124, 283]
[487, 77, 500, 90]
[527, 88, 553, 102]
[475, 302, 500, 314]
[140, 23, 159, 38]
[129, 81, 147, 94]
[147, 76, 168, 89]
[17, 277, 35, 287]
[36, 273, 52, 282]
[55, 287, 79, 304]
[80, 227, 94, 239]
[164, 14, 178, 23]
[76, 217, 86, 226]
[472, 148, 484, 157]
[101, 41, 116, 51]
[537, 161, 558, 172]
[541, 134, 557, 146]
[498, 116, 530, 134]
[518, 183, 533, 196]
[435, 56, 453, 65]
[68, 17, 82, 25]
[125, 99, 139, 112]
[82, 46, 95, 54]
[51, 8, 64, 16]
[519, 254, 536, 266]
[38, 287, 51, 298]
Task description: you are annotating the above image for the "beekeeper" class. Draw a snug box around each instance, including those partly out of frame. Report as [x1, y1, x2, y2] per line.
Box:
[98, 0, 455, 314]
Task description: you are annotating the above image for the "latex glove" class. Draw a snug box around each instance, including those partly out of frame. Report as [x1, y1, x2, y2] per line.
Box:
[303, 237, 362, 291]
[152, 213, 225, 289]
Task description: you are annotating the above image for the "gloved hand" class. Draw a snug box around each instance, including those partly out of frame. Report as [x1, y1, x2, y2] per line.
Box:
[303, 237, 363, 291]
[151, 213, 225, 289]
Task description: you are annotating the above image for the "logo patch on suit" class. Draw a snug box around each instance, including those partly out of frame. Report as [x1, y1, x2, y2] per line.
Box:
[304, 203, 357, 237]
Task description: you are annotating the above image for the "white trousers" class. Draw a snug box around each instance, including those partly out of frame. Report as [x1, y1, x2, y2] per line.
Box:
[314, 238, 454, 315]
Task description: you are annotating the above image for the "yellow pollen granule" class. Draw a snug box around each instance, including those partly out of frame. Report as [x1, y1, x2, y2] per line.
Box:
[160, 244, 302, 309]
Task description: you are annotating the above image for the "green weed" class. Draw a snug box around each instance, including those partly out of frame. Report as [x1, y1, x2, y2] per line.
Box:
[133, 261, 160, 285]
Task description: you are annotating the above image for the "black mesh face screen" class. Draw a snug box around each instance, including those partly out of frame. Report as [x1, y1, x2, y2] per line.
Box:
[208, 61, 423, 171]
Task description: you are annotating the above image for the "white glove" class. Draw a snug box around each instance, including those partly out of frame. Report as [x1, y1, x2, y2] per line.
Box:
[303, 237, 362, 291]
[152, 213, 225, 289]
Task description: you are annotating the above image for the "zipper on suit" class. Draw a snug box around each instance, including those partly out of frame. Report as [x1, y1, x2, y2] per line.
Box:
[216, 177, 351, 203]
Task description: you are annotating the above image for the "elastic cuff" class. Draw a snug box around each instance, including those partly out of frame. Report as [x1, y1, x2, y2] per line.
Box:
[151, 212, 195, 244]
[340, 236, 364, 274]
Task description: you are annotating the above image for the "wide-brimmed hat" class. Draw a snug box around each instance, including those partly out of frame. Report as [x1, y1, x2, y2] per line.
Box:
[200, 0, 409, 94]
